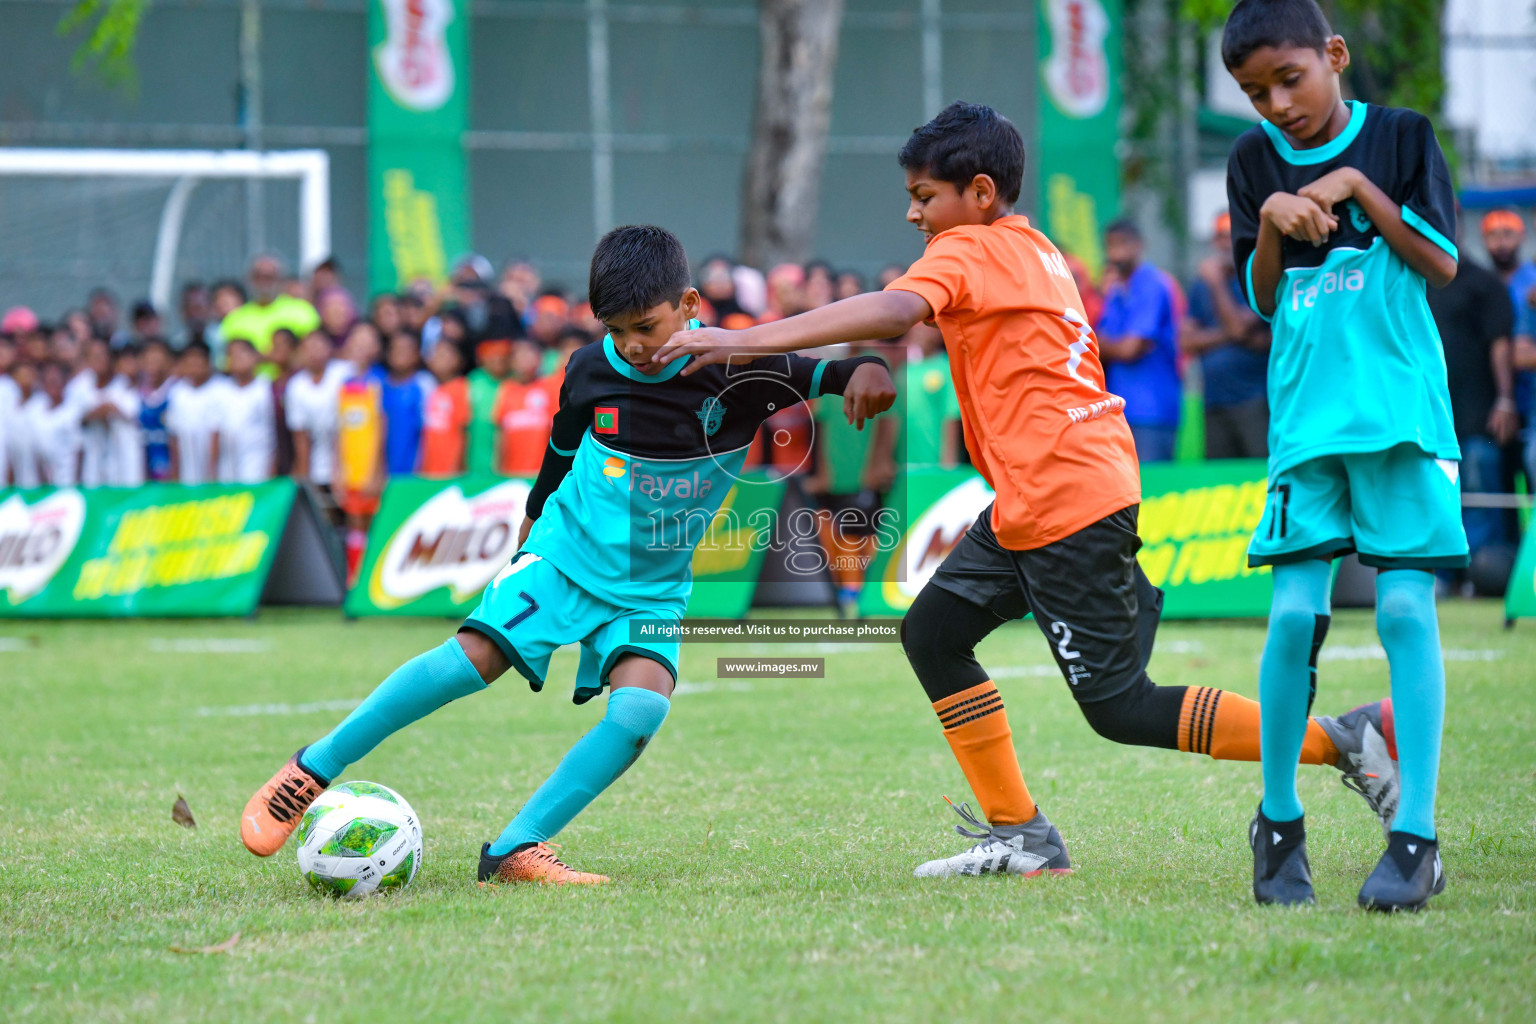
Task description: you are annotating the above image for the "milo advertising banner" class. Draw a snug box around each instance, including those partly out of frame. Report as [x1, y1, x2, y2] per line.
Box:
[347, 476, 529, 617]
[1036, 0, 1121, 280]
[344, 473, 788, 619]
[859, 461, 1274, 619]
[0, 482, 295, 617]
[368, 0, 470, 294]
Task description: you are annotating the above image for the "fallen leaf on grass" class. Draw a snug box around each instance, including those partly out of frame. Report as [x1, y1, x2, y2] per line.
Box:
[169, 931, 240, 955]
[172, 795, 196, 828]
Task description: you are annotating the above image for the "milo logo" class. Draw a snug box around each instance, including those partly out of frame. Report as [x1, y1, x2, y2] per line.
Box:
[368, 480, 529, 609]
[1042, 0, 1111, 119]
[374, 0, 456, 112]
[881, 476, 993, 610]
[0, 490, 86, 605]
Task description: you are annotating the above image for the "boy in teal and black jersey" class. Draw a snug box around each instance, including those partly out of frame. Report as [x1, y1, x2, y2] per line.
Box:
[1222, 0, 1464, 911]
[240, 226, 895, 885]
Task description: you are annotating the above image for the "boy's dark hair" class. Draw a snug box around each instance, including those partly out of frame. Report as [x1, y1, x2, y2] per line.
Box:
[898, 101, 1024, 205]
[143, 336, 173, 357]
[1104, 218, 1142, 240]
[212, 278, 247, 302]
[182, 339, 212, 361]
[1221, 0, 1333, 69]
[225, 337, 256, 354]
[588, 225, 691, 322]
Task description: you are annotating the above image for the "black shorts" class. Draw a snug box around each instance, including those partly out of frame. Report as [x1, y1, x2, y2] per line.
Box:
[927, 503, 1163, 703]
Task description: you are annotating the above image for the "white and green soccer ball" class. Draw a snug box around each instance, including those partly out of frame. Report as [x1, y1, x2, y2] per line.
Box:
[294, 781, 423, 899]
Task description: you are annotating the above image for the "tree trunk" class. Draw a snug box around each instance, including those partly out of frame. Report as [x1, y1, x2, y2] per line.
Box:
[740, 0, 845, 270]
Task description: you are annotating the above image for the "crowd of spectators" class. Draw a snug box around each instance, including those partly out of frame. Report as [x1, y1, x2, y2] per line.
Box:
[0, 251, 958, 589]
[5, 206, 1534, 586]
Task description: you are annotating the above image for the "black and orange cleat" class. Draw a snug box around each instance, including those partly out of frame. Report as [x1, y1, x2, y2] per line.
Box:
[241, 748, 329, 857]
[477, 842, 610, 886]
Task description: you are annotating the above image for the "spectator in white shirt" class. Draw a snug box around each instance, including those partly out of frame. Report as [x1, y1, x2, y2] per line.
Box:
[28, 361, 84, 486]
[217, 338, 277, 483]
[105, 345, 145, 486]
[286, 328, 349, 492]
[0, 334, 18, 485]
[3, 359, 39, 488]
[69, 337, 118, 487]
[166, 341, 224, 484]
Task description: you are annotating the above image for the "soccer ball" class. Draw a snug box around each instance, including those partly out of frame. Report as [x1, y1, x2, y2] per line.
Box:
[294, 781, 423, 898]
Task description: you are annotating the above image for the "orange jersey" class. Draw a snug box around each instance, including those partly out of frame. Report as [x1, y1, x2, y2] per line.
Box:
[492, 374, 560, 477]
[419, 376, 470, 476]
[887, 214, 1140, 550]
[336, 375, 383, 492]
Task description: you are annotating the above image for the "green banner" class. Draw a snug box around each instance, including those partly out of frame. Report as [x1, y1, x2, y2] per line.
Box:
[1505, 526, 1536, 622]
[1036, 0, 1122, 280]
[345, 473, 787, 619]
[685, 474, 788, 619]
[368, 0, 470, 295]
[0, 482, 295, 618]
[858, 461, 1273, 619]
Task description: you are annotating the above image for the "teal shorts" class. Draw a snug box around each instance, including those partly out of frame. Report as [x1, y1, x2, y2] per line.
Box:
[1247, 444, 1469, 570]
[461, 551, 681, 704]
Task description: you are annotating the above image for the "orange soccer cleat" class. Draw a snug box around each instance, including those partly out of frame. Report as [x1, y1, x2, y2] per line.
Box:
[477, 842, 610, 885]
[241, 749, 329, 857]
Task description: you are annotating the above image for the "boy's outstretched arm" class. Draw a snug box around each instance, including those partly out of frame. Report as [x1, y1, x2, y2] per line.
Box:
[654, 291, 933, 373]
[1298, 168, 1457, 287]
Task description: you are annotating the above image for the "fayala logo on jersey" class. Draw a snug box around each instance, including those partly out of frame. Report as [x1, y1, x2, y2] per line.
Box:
[1289, 267, 1366, 311]
[0, 490, 86, 604]
[696, 397, 725, 438]
[1042, 0, 1111, 119]
[374, 0, 456, 112]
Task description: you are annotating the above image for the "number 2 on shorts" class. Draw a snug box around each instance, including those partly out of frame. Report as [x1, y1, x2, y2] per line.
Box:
[1051, 621, 1082, 661]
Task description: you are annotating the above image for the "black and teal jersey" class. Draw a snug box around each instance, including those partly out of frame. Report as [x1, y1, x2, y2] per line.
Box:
[1227, 101, 1460, 475]
[522, 328, 885, 608]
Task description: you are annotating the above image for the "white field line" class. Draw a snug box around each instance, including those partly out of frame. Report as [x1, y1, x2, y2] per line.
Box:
[195, 698, 362, 718]
[148, 638, 271, 654]
[674, 681, 755, 695]
[1319, 645, 1505, 663]
[0, 637, 34, 652]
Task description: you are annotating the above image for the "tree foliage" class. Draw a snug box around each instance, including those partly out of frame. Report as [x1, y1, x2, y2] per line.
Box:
[57, 0, 149, 92]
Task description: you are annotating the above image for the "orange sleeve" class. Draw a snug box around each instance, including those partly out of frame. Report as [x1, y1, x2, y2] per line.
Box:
[884, 232, 980, 317]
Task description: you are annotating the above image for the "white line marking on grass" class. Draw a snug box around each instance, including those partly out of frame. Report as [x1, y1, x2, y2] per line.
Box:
[148, 638, 271, 654]
[674, 681, 754, 695]
[991, 665, 1061, 679]
[1318, 645, 1505, 663]
[740, 643, 860, 656]
[195, 698, 363, 718]
[1158, 640, 1206, 654]
[0, 637, 34, 651]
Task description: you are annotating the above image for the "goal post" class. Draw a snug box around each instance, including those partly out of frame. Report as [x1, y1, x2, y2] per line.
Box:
[0, 148, 330, 321]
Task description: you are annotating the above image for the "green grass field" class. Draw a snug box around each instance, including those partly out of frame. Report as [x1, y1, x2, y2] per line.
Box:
[3, 602, 1533, 1023]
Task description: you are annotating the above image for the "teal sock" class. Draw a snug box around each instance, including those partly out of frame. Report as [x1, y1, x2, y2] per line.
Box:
[300, 638, 487, 782]
[1376, 570, 1443, 839]
[1258, 561, 1333, 823]
[488, 686, 670, 856]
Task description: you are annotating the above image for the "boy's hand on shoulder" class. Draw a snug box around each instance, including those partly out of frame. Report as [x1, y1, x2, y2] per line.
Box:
[1261, 191, 1338, 246]
[1296, 167, 1364, 218]
[653, 324, 750, 373]
[844, 361, 896, 430]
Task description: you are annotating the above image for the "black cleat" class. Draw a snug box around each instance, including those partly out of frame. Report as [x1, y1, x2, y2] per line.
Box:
[1359, 831, 1444, 912]
[1250, 807, 1316, 906]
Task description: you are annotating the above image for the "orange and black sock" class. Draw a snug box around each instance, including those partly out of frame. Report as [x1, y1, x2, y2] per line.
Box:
[1178, 686, 1338, 765]
[932, 681, 1036, 826]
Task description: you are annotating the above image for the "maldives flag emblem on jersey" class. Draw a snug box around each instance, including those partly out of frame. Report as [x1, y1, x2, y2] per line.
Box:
[594, 407, 619, 434]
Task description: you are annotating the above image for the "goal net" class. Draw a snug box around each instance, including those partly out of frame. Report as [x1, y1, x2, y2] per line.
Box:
[0, 149, 330, 332]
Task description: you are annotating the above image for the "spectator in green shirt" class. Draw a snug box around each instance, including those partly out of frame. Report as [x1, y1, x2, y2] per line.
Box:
[466, 338, 511, 475]
[219, 255, 321, 372]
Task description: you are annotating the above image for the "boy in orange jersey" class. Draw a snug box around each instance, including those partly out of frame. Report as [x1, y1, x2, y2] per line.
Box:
[657, 102, 1395, 878]
[419, 339, 471, 477]
[491, 338, 561, 477]
[333, 323, 387, 582]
